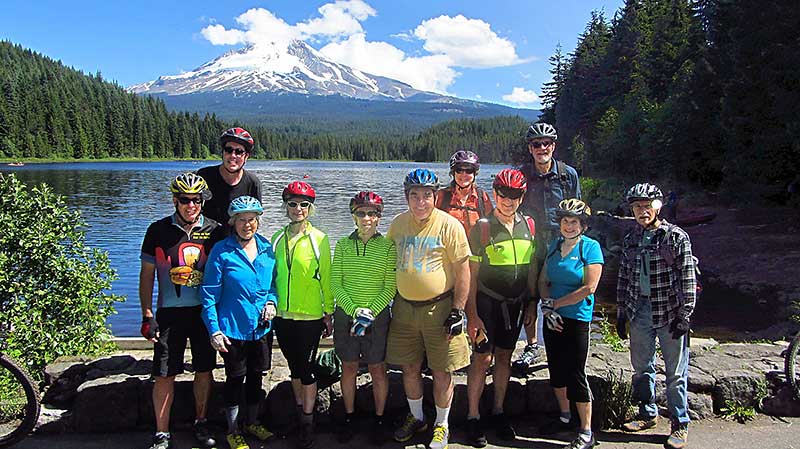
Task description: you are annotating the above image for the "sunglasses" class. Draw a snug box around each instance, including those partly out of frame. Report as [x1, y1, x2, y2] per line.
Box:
[496, 189, 524, 200]
[223, 146, 247, 156]
[177, 196, 203, 205]
[354, 210, 381, 218]
[287, 201, 311, 209]
[454, 167, 476, 174]
[528, 140, 554, 149]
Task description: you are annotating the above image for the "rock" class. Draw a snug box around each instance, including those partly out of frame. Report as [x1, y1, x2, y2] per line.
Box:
[88, 355, 137, 373]
[315, 383, 342, 426]
[42, 361, 92, 409]
[713, 370, 765, 412]
[687, 366, 716, 394]
[35, 407, 71, 434]
[480, 378, 527, 417]
[73, 374, 141, 432]
[526, 378, 559, 414]
[687, 392, 714, 419]
[265, 381, 297, 434]
[761, 386, 800, 417]
[43, 356, 93, 386]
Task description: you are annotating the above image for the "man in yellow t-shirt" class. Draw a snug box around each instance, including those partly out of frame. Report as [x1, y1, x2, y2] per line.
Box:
[386, 168, 471, 449]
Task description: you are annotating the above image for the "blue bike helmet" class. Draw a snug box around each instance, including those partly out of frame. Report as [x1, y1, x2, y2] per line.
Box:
[228, 196, 264, 217]
[403, 168, 439, 192]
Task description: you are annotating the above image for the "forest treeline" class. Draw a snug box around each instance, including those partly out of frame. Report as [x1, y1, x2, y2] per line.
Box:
[0, 40, 529, 163]
[540, 0, 799, 201]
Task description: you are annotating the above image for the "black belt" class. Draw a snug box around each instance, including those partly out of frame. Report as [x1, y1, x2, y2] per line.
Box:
[399, 289, 453, 307]
[478, 282, 527, 331]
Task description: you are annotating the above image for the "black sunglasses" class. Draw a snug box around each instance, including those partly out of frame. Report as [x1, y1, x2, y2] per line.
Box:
[528, 140, 554, 149]
[496, 189, 524, 200]
[177, 196, 203, 205]
[223, 146, 247, 156]
[287, 201, 311, 209]
[454, 167, 476, 174]
[354, 210, 381, 218]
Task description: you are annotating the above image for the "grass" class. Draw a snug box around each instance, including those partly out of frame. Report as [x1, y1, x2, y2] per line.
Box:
[0, 368, 27, 422]
[720, 400, 757, 423]
[592, 369, 635, 429]
[596, 307, 627, 352]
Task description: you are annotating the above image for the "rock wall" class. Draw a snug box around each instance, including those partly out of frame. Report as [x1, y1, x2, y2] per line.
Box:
[37, 340, 796, 434]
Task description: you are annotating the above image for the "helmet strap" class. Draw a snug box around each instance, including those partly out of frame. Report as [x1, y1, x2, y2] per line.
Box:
[235, 232, 254, 244]
[174, 206, 200, 226]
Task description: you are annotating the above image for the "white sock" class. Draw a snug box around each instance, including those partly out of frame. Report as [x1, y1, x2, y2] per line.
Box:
[408, 397, 424, 421]
[435, 405, 451, 428]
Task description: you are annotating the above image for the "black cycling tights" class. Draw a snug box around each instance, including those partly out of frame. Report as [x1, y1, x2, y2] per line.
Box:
[274, 317, 323, 385]
[224, 373, 264, 407]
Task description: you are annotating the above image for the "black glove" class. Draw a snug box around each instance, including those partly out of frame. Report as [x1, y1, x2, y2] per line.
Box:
[670, 317, 690, 339]
[616, 308, 628, 340]
[141, 316, 159, 340]
[443, 308, 466, 337]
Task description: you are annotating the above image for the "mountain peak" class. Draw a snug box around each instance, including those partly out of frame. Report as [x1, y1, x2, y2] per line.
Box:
[129, 40, 431, 101]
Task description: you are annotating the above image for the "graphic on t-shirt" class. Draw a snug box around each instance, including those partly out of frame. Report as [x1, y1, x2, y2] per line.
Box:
[396, 236, 444, 273]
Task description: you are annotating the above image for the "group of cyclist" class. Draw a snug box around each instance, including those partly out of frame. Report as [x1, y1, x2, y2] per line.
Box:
[140, 123, 696, 449]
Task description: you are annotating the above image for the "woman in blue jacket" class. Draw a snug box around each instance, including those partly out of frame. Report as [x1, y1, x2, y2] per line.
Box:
[202, 196, 277, 449]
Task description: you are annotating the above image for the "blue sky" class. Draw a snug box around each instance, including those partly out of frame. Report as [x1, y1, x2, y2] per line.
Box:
[0, 0, 625, 108]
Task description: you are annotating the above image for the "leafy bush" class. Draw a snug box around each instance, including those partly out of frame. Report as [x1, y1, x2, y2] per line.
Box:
[595, 307, 627, 353]
[720, 400, 756, 423]
[591, 369, 634, 429]
[0, 174, 122, 380]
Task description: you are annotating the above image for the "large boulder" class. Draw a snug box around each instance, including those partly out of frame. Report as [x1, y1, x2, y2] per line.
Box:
[713, 370, 765, 412]
[73, 374, 142, 432]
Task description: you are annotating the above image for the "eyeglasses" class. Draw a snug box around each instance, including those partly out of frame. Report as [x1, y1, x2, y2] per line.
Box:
[235, 216, 258, 226]
[454, 167, 475, 174]
[496, 189, 523, 200]
[354, 210, 381, 218]
[528, 140, 554, 149]
[177, 196, 203, 205]
[287, 201, 311, 209]
[223, 146, 247, 156]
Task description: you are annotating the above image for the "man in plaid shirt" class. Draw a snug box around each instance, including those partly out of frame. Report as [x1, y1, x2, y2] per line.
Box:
[616, 183, 696, 449]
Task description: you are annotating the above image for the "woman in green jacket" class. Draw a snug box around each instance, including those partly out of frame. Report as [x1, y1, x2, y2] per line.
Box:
[271, 181, 333, 449]
[331, 191, 397, 444]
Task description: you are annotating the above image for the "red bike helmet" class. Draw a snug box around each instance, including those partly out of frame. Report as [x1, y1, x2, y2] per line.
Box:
[349, 191, 384, 213]
[219, 127, 255, 152]
[492, 168, 527, 192]
[282, 181, 316, 203]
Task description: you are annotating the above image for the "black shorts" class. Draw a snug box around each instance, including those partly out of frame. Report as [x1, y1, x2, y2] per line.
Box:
[474, 292, 524, 353]
[220, 333, 274, 379]
[152, 305, 216, 377]
[333, 307, 390, 364]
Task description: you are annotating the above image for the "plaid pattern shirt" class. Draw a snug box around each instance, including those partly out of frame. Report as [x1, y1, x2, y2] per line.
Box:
[616, 220, 697, 328]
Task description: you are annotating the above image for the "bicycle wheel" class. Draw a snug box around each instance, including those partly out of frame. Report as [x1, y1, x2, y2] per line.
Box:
[0, 353, 40, 447]
[785, 334, 800, 401]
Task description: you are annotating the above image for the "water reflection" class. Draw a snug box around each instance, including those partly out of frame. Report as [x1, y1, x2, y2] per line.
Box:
[1, 160, 499, 336]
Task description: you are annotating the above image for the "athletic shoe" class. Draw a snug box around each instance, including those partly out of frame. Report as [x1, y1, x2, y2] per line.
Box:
[298, 422, 315, 449]
[665, 422, 688, 449]
[193, 421, 216, 447]
[244, 423, 274, 441]
[512, 343, 542, 374]
[563, 433, 596, 449]
[371, 415, 389, 446]
[539, 417, 576, 435]
[466, 418, 487, 448]
[148, 434, 171, 449]
[337, 414, 355, 443]
[429, 424, 449, 449]
[226, 433, 249, 449]
[622, 415, 658, 432]
[491, 413, 516, 441]
[393, 412, 428, 442]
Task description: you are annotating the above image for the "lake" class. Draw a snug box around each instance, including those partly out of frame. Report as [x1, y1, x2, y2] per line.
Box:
[0, 160, 504, 336]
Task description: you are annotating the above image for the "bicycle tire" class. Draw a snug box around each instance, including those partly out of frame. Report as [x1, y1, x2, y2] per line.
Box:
[785, 334, 800, 401]
[0, 353, 40, 448]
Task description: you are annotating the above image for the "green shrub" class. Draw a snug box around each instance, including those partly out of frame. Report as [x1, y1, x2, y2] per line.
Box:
[720, 400, 756, 423]
[596, 307, 627, 352]
[0, 174, 122, 380]
[591, 369, 634, 429]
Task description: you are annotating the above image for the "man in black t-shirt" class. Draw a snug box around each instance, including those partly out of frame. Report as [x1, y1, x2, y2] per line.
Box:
[197, 127, 262, 232]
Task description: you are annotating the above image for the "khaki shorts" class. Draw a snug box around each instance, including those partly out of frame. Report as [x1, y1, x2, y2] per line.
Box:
[386, 294, 471, 372]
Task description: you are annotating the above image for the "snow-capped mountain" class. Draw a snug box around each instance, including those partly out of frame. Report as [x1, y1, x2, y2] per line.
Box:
[129, 40, 440, 102]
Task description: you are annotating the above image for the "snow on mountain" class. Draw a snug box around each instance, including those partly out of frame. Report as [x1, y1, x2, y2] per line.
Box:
[128, 40, 438, 102]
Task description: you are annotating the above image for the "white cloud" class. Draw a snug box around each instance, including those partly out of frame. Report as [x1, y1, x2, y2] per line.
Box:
[502, 87, 540, 105]
[320, 33, 457, 93]
[199, 3, 525, 93]
[413, 15, 524, 68]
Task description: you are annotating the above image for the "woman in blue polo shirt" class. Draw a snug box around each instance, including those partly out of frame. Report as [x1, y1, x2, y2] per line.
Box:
[538, 199, 604, 449]
[201, 196, 277, 449]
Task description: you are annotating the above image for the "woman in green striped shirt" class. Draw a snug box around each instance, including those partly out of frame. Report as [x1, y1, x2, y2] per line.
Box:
[331, 191, 397, 445]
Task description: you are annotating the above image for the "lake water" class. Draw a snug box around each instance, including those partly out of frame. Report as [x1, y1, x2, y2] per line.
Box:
[1, 160, 504, 336]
